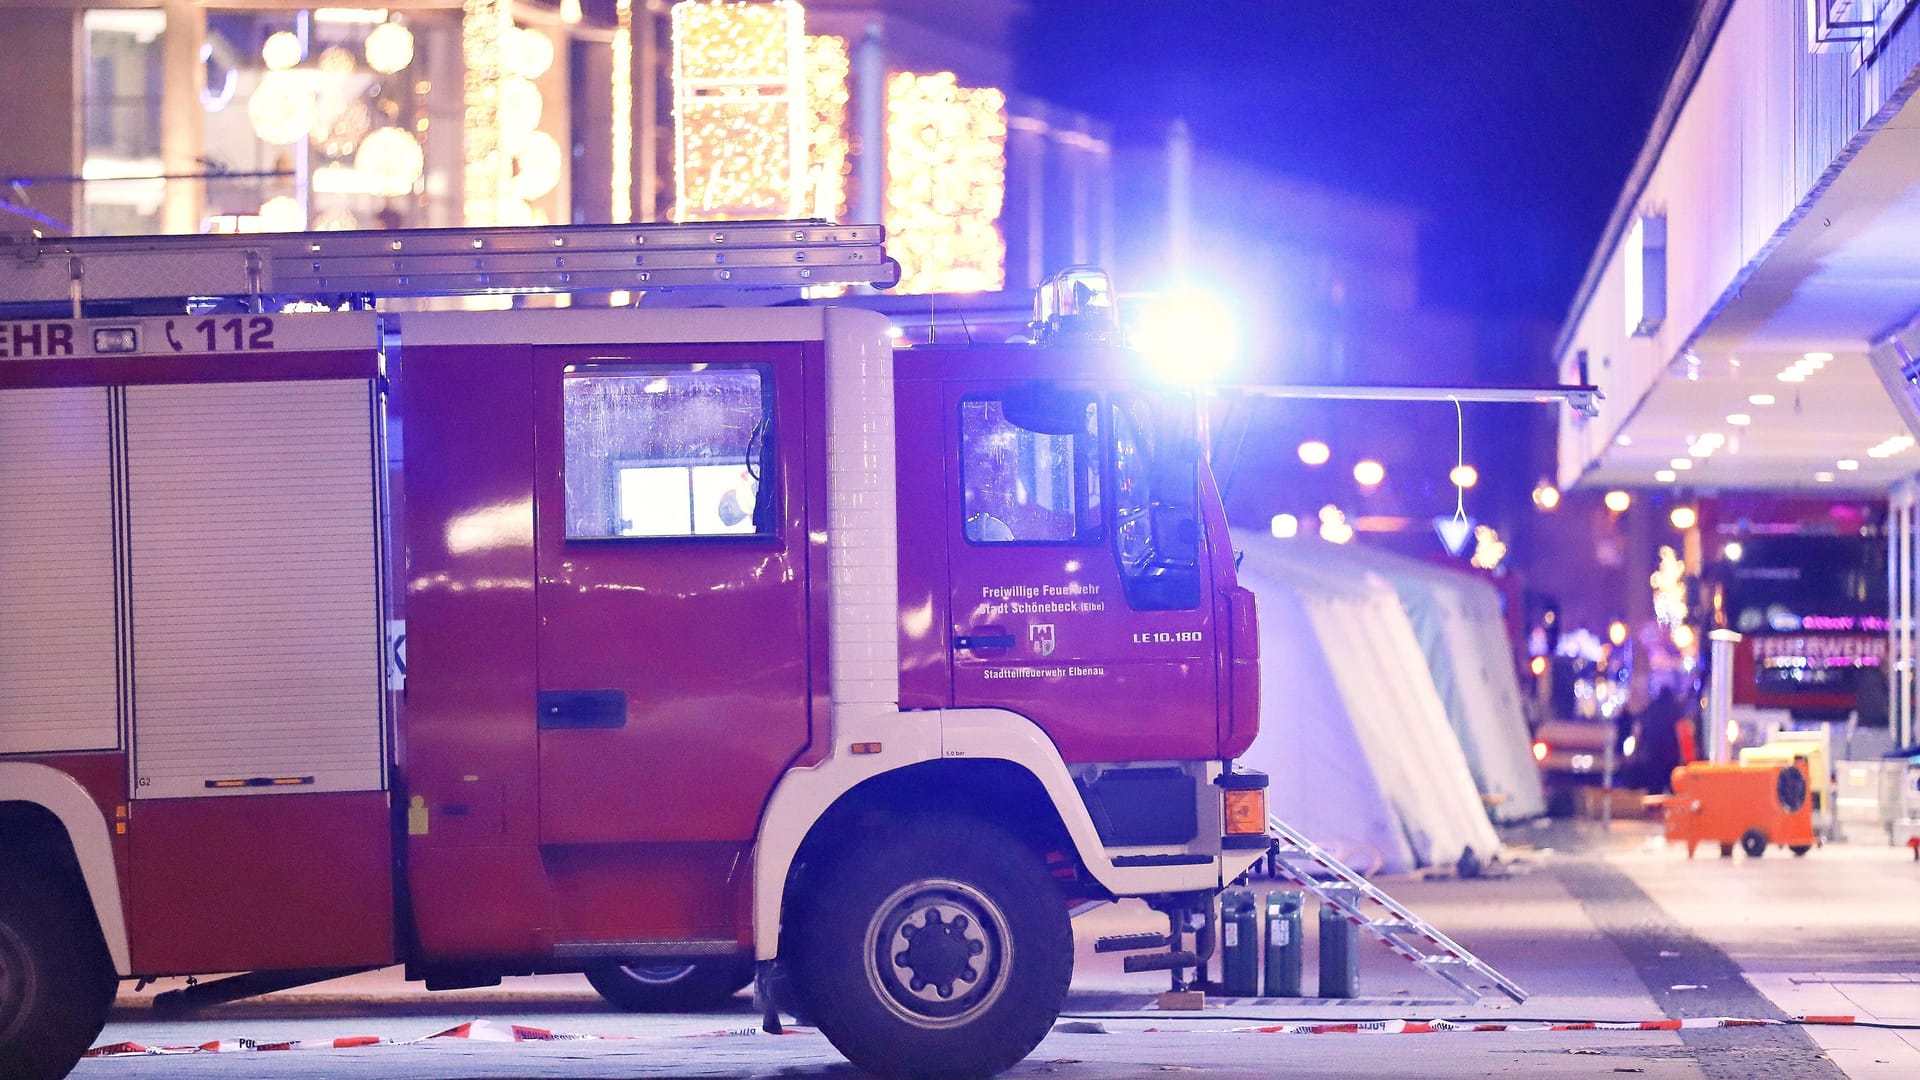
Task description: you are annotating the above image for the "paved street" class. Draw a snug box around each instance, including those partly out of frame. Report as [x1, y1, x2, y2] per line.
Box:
[71, 817, 1920, 1079]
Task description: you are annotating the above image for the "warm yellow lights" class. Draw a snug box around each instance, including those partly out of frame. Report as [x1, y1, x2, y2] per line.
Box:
[1655, 469, 1677, 483]
[512, 129, 563, 200]
[1672, 624, 1697, 650]
[1352, 460, 1385, 487]
[248, 71, 316, 145]
[1318, 505, 1354, 544]
[262, 31, 303, 71]
[562, 0, 583, 24]
[498, 77, 544, 138]
[1669, 505, 1698, 530]
[1531, 480, 1560, 510]
[1651, 545, 1688, 628]
[1270, 513, 1299, 539]
[364, 21, 415, 75]
[462, 0, 513, 226]
[1469, 525, 1506, 571]
[257, 195, 306, 232]
[1298, 440, 1331, 466]
[1723, 541, 1744, 562]
[1529, 656, 1548, 677]
[355, 127, 424, 196]
[612, 0, 633, 222]
[1608, 621, 1628, 647]
[506, 25, 555, 80]
[806, 34, 850, 221]
[1449, 464, 1478, 489]
[886, 71, 1008, 293]
[672, 0, 808, 221]
[1604, 490, 1631, 513]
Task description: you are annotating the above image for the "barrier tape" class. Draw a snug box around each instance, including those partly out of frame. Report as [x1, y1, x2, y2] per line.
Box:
[83, 1013, 1911, 1059]
[83, 1018, 817, 1058]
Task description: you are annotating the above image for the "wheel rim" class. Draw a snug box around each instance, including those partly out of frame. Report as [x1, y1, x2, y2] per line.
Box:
[616, 963, 697, 986]
[0, 921, 33, 1045]
[864, 877, 1011, 1030]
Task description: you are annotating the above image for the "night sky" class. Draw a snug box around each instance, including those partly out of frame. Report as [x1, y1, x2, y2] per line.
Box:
[1015, 1, 1701, 321]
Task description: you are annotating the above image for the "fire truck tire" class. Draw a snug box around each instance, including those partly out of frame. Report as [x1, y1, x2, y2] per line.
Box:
[584, 959, 754, 1012]
[1740, 828, 1768, 858]
[0, 866, 118, 1080]
[791, 814, 1071, 1080]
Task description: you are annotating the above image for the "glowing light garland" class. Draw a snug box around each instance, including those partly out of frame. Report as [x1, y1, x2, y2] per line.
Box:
[462, 0, 513, 225]
[670, 0, 806, 221]
[885, 71, 1006, 293]
[612, 0, 633, 222]
[806, 34, 849, 221]
[1651, 545, 1688, 628]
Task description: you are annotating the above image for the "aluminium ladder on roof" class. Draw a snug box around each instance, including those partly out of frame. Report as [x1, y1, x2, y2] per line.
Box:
[0, 219, 897, 312]
[1265, 814, 1530, 1005]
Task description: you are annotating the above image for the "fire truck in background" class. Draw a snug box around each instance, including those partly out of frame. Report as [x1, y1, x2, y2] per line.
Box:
[0, 223, 1268, 1080]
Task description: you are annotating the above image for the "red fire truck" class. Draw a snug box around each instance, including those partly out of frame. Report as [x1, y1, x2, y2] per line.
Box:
[0, 223, 1268, 1080]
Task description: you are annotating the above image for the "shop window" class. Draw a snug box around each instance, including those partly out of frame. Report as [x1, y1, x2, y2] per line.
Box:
[959, 390, 1099, 544]
[80, 9, 167, 234]
[563, 366, 774, 539]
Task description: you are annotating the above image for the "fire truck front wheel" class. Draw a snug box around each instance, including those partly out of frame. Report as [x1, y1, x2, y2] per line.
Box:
[793, 814, 1071, 1080]
[0, 865, 118, 1080]
[584, 958, 754, 1012]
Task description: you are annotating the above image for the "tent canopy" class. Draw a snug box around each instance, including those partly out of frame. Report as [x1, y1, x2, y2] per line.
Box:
[1231, 529, 1503, 874]
[1290, 542, 1548, 822]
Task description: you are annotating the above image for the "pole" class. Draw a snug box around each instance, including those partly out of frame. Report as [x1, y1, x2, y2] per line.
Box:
[1708, 630, 1742, 764]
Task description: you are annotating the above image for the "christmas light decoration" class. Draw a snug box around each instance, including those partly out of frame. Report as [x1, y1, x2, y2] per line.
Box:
[612, 0, 633, 222]
[262, 31, 302, 71]
[507, 25, 554, 80]
[355, 126, 425, 197]
[885, 70, 1006, 293]
[806, 34, 849, 220]
[248, 71, 316, 145]
[462, 0, 512, 225]
[365, 21, 415, 75]
[512, 129, 563, 200]
[671, 0, 807, 221]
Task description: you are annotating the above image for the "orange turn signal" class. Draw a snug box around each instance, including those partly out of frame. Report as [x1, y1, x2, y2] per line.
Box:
[1224, 788, 1266, 835]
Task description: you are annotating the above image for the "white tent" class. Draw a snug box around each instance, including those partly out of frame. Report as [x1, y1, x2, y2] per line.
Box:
[1231, 529, 1502, 874]
[1303, 544, 1548, 823]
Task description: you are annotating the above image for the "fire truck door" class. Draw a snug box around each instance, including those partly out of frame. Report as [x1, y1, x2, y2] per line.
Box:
[532, 344, 814, 848]
[943, 383, 1219, 763]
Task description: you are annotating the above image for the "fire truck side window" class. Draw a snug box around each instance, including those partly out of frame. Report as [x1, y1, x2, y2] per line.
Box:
[562, 365, 774, 539]
[958, 391, 1101, 544]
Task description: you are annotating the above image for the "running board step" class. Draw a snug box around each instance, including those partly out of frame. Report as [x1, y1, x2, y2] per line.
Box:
[1264, 814, 1529, 1006]
[1094, 932, 1170, 954]
[1122, 950, 1200, 973]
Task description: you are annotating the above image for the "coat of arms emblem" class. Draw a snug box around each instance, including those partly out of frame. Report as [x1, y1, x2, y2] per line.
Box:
[1029, 623, 1057, 657]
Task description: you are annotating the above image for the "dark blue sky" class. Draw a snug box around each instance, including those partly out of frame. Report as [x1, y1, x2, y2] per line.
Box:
[1014, 2, 1700, 320]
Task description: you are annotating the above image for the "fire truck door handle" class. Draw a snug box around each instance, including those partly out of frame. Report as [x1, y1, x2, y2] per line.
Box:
[538, 689, 628, 729]
[954, 630, 1016, 651]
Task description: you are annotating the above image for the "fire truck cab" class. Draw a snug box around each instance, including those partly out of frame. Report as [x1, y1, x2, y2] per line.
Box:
[0, 225, 1266, 1080]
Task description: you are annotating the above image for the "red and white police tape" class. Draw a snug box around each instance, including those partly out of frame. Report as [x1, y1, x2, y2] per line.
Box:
[85, 1014, 1911, 1058]
[84, 1018, 816, 1057]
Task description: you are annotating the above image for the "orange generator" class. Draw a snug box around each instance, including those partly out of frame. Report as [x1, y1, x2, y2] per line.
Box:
[1659, 760, 1816, 858]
